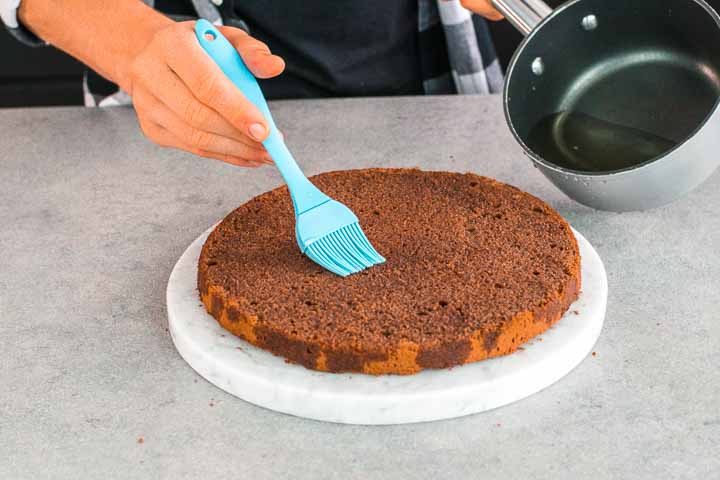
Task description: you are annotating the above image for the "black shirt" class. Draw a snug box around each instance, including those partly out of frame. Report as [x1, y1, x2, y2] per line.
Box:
[232, 1, 424, 98]
[155, 0, 424, 99]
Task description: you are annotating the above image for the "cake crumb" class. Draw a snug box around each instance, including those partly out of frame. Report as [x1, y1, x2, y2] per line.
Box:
[137, 437, 144, 444]
[573, 310, 579, 315]
[592, 351, 597, 357]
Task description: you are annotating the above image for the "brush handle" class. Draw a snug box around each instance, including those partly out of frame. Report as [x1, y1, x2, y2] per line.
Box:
[194, 20, 329, 214]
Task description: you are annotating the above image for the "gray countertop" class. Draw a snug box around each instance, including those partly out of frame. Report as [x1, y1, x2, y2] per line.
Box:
[1, 96, 718, 479]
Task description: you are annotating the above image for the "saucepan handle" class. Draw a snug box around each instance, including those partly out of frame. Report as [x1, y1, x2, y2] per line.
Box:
[491, 0, 552, 36]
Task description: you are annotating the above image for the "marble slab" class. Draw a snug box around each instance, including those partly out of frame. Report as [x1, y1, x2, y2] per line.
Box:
[167, 225, 607, 425]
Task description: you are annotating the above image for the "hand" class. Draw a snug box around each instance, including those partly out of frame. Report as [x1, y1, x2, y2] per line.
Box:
[129, 21, 285, 167]
[459, 0, 504, 20]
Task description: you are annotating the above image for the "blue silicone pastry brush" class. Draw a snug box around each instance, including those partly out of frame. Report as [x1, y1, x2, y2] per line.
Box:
[194, 20, 384, 276]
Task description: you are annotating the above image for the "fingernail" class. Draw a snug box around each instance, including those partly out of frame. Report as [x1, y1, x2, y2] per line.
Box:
[249, 123, 267, 141]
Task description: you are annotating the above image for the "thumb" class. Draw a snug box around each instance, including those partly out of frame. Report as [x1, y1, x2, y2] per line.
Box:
[219, 26, 286, 79]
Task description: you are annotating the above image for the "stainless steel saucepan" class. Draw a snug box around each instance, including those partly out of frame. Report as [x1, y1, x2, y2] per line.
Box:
[491, 0, 720, 211]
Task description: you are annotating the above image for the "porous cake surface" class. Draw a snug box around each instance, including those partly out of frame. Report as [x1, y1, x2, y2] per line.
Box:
[198, 169, 581, 375]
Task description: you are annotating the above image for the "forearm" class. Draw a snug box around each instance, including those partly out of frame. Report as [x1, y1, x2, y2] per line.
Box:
[18, 0, 285, 167]
[19, 0, 172, 92]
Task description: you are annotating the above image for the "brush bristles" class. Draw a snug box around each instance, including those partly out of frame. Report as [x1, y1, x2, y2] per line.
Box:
[304, 223, 385, 277]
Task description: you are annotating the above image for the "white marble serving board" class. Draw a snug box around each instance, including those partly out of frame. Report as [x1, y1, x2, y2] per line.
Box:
[167, 225, 607, 425]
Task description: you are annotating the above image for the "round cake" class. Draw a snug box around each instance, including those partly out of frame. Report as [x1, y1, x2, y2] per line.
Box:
[198, 168, 581, 375]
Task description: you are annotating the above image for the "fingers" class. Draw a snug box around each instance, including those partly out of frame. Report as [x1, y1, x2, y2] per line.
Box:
[136, 111, 266, 168]
[459, 0, 504, 20]
[131, 45, 256, 141]
[134, 87, 272, 164]
[128, 21, 286, 166]
[163, 22, 284, 142]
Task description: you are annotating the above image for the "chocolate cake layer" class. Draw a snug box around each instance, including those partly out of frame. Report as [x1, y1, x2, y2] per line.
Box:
[198, 169, 581, 375]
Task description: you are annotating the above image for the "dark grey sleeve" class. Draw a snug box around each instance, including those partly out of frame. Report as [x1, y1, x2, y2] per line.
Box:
[5, 24, 45, 46]
[2, 2, 46, 48]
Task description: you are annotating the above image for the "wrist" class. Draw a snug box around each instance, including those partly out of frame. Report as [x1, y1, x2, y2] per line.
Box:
[19, 0, 173, 93]
[114, 2, 173, 93]
[17, 0, 47, 35]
